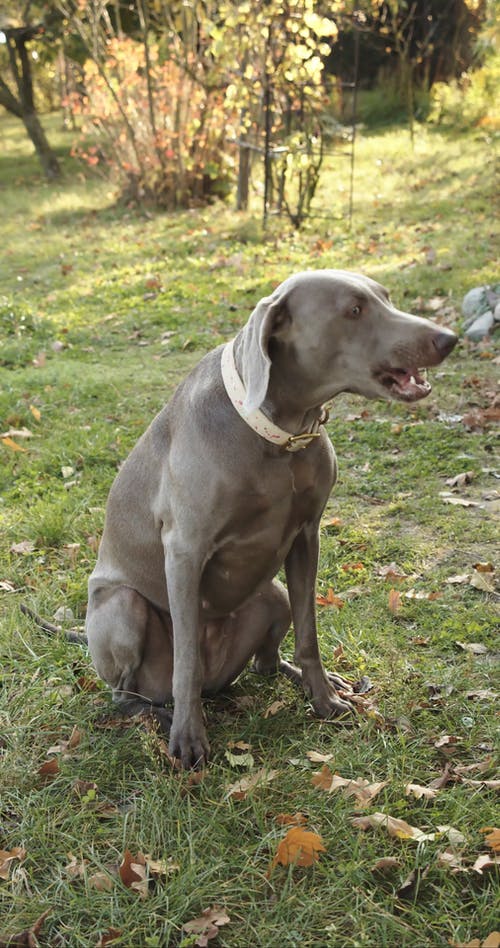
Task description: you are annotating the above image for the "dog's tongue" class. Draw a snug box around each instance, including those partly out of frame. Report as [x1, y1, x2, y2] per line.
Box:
[392, 369, 431, 400]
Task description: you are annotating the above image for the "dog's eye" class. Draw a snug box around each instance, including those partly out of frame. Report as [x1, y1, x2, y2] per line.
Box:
[351, 305, 361, 316]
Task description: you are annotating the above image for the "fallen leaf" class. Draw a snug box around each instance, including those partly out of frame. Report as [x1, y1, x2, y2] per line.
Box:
[0, 909, 51, 948]
[469, 572, 496, 593]
[37, 757, 60, 780]
[437, 825, 467, 848]
[275, 812, 308, 826]
[456, 642, 489, 655]
[1, 427, 33, 440]
[47, 726, 82, 756]
[315, 770, 388, 807]
[88, 871, 114, 892]
[429, 764, 454, 789]
[225, 768, 278, 801]
[405, 588, 441, 601]
[311, 764, 335, 790]
[270, 827, 326, 870]
[446, 573, 471, 585]
[0, 847, 26, 880]
[351, 812, 436, 842]
[434, 734, 462, 753]
[316, 587, 344, 608]
[143, 854, 180, 876]
[371, 857, 401, 874]
[482, 935, 500, 948]
[377, 562, 409, 581]
[1, 436, 27, 453]
[472, 852, 500, 873]
[462, 779, 500, 790]
[65, 852, 89, 880]
[446, 471, 474, 488]
[437, 848, 465, 872]
[182, 906, 230, 947]
[29, 404, 41, 422]
[263, 699, 286, 718]
[473, 562, 495, 573]
[96, 929, 123, 947]
[442, 495, 479, 507]
[405, 783, 439, 800]
[118, 850, 148, 899]
[224, 749, 254, 768]
[306, 750, 334, 763]
[388, 588, 402, 613]
[455, 757, 492, 776]
[10, 540, 35, 554]
[480, 827, 500, 853]
[465, 689, 497, 701]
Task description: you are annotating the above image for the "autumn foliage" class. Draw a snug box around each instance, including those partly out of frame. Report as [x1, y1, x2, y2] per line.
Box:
[69, 37, 234, 208]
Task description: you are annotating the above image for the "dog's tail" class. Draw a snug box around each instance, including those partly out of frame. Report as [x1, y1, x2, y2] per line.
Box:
[20, 603, 88, 645]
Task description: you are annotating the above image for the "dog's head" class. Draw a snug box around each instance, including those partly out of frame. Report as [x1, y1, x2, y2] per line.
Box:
[240, 270, 457, 412]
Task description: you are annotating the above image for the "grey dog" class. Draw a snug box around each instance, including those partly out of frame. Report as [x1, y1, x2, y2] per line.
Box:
[85, 270, 457, 768]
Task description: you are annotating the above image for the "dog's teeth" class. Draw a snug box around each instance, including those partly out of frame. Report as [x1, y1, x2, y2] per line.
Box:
[409, 375, 416, 385]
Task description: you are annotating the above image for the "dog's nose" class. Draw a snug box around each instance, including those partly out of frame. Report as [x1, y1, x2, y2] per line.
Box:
[432, 329, 458, 359]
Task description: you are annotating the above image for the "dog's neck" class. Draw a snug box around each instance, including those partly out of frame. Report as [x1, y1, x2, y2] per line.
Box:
[222, 338, 327, 452]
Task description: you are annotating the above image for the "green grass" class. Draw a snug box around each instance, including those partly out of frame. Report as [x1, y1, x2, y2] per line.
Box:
[1, 112, 499, 947]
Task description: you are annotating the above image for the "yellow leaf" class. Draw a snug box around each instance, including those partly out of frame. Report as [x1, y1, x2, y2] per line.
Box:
[30, 404, 42, 421]
[1, 436, 27, 453]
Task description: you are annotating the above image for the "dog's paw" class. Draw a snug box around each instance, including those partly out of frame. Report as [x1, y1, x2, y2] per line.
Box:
[169, 721, 210, 770]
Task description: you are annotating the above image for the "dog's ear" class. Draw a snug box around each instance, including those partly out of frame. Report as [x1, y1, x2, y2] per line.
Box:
[242, 289, 290, 413]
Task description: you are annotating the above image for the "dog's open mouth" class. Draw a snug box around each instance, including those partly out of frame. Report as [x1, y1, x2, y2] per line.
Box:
[377, 367, 431, 402]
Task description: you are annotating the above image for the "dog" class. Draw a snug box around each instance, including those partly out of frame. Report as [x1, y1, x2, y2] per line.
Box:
[84, 270, 457, 768]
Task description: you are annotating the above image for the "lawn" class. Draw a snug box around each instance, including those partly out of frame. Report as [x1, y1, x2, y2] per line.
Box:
[0, 112, 498, 947]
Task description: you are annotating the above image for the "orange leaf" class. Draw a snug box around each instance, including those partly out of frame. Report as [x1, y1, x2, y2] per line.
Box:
[311, 764, 334, 790]
[316, 587, 344, 608]
[388, 588, 402, 613]
[1, 436, 27, 453]
[30, 404, 42, 421]
[119, 850, 148, 898]
[275, 812, 308, 826]
[271, 827, 326, 870]
[480, 827, 500, 853]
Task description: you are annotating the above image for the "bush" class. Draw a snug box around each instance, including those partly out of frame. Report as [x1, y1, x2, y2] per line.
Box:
[428, 55, 500, 130]
[69, 37, 236, 208]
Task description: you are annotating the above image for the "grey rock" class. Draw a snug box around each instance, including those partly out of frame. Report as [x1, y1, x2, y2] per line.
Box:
[494, 301, 500, 323]
[464, 310, 495, 341]
[462, 286, 488, 319]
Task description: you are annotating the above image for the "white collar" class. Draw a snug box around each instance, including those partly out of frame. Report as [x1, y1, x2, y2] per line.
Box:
[220, 338, 327, 452]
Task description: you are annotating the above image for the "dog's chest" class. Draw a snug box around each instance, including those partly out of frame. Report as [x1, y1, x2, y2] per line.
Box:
[200, 459, 323, 615]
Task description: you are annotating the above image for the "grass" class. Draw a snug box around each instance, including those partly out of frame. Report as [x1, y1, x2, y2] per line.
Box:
[0, 112, 499, 947]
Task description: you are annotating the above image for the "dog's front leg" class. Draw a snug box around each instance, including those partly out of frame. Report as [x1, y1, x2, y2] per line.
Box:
[164, 542, 209, 769]
[285, 525, 352, 717]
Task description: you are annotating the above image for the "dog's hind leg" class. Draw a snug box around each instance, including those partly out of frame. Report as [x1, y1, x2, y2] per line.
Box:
[86, 585, 174, 731]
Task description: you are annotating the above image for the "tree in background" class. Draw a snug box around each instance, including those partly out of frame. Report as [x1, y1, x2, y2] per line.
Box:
[0, 3, 61, 178]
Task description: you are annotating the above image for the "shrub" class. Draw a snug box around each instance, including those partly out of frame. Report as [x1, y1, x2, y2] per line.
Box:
[69, 37, 236, 208]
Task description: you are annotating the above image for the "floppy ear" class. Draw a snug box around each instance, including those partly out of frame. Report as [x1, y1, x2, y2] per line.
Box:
[240, 289, 289, 413]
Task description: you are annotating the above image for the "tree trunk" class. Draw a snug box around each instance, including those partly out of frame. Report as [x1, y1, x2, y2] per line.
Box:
[22, 110, 61, 179]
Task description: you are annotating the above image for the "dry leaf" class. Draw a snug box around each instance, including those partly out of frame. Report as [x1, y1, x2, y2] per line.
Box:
[225, 768, 278, 801]
[182, 906, 230, 947]
[312, 767, 387, 806]
[306, 750, 334, 763]
[352, 812, 435, 842]
[437, 849, 465, 872]
[47, 725, 82, 756]
[29, 404, 41, 422]
[65, 852, 89, 880]
[434, 734, 462, 753]
[270, 827, 326, 870]
[377, 562, 409, 581]
[0, 909, 51, 948]
[480, 827, 500, 853]
[143, 854, 179, 876]
[469, 572, 496, 593]
[275, 812, 308, 826]
[446, 471, 474, 488]
[37, 757, 60, 780]
[472, 853, 500, 873]
[405, 588, 441, 601]
[370, 857, 401, 873]
[88, 871, 114, 892]
[0, 847, 26, 880]
[437, 825, 467, 848]
[96, 928, 123, 947]
[482, 935, 500, 948]
[446, 573, 471, 585]
[405, 783, 439, 801]
[118, 850, 148, 899]
[462, 778, 500, 790]
[473, 562, 495, 573]
[442, 496, 479, 507]
[263, 699, 286, 718]
[10, 540, 35, 554]
[316, 587, 344, 608]
[388, 588, 402, 613]
[456, 641, 489, 655]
